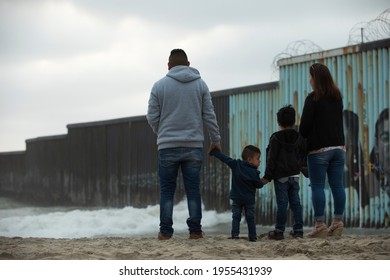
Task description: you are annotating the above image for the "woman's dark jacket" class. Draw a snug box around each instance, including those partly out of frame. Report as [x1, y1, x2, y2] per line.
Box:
[299, 92, 345, 152]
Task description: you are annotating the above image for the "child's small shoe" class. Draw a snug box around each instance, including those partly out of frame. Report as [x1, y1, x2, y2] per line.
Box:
[248, 236, 257, 242]
[268, 230, 284, 240]
[289, 230, 303, 238]
[328, 220, 344, 236]
[307, 223, 328, 238]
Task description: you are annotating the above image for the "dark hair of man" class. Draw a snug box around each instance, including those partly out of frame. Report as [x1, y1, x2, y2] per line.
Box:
[309, 63, 342, 101]
[277, 104, 296, 128]
[241, 145, 261, 161]
[169, 49, 189, 68]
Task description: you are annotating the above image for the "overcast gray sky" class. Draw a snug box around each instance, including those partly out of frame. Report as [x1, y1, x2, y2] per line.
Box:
[0, 0, 388, 152]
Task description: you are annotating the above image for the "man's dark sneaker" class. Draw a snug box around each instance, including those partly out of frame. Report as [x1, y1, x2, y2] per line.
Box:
[249, 236, 257, 242]
[289, 230, 304, 238]
[231, 235, 240, 240]
[268, 230, 284, 240]
[189, 231, 204, 239]
[157, 232, 171, 240]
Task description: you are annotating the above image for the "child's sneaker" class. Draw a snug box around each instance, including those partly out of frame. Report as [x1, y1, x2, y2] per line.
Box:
[268, 230, 284, 240]
[289, 230, 303, 238]
[249, 236, 257, 242]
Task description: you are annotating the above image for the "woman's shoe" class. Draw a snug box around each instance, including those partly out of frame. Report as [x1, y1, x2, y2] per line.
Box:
[328, 221, 344, 236]
[307, 223, 328, 238]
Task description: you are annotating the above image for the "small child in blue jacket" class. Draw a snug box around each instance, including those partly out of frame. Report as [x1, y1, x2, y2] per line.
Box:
[209, 145, 264, 242]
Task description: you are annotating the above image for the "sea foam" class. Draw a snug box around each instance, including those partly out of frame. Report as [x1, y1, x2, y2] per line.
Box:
[0, 198, 231, 238]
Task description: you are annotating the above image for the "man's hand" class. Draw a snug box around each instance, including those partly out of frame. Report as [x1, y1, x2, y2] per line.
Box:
[208, 144, 222, 154]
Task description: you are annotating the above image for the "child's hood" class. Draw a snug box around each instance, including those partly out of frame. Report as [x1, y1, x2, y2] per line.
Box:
[272, 129, 301, 151]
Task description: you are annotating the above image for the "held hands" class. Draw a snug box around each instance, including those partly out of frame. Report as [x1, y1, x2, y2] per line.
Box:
[261, 178, 269, 185]
[208, 144, 222, 155]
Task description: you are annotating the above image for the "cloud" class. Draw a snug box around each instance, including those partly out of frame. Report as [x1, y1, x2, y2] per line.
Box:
[0, 0, 389, 152]
[0, 0, 116, 61]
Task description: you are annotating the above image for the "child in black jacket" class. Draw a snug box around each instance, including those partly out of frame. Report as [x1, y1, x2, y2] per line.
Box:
[263, 105, 307, 240]
[210, 145, 264, 242]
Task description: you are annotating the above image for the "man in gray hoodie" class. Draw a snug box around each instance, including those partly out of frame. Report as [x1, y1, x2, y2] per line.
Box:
[147, 49, 221, 240]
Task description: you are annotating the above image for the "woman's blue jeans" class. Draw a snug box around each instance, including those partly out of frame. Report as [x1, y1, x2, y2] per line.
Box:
[231, 201, 256, 239]
[158, 147, 203, 237]
[307, 149, 346, 221]
[273, 177, 303, 232]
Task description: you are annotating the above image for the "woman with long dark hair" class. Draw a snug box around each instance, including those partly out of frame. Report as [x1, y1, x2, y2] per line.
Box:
[300, 63, 346, 238]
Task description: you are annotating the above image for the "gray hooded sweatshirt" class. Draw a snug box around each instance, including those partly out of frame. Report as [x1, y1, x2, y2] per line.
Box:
[147, 65, 221, 150]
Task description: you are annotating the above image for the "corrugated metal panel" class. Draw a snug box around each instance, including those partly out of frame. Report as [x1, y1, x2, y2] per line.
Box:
[67, 117, 162, 208]
[25, 135, 70, 204]
[127, 118, 161, 207]
[68, 125, 107, 206]
[202, 95, 231, 212]
[0, 151, 25, 195]
[278, 39, 390, 227]
[229, 84, 280, 225]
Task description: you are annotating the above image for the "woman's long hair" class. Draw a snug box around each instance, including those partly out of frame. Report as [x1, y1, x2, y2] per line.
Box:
[310, 63, 342, 101]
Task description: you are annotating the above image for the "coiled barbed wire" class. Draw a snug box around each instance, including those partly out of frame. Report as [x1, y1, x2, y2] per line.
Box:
[270, 40, 322, 80]
[348, 8, 390, 45]
[271, 9, 390, 80]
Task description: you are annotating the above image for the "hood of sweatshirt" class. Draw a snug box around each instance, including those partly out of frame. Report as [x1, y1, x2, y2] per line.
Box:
[166, 65, 201, 83]
[272, 129, 301, 152]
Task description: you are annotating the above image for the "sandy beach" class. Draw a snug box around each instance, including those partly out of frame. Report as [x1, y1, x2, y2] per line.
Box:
[1, 228, 390, 260]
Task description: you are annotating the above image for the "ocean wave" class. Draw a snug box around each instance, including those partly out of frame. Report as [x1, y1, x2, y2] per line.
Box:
[0, 198, 231, 238]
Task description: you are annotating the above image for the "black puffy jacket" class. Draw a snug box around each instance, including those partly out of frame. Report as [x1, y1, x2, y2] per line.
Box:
[264, 129, 307, 181]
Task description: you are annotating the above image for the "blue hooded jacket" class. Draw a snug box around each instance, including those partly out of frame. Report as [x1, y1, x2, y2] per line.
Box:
[210, 150, 263, 205]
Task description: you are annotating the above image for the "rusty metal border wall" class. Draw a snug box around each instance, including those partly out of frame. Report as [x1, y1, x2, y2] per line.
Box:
[0, 39, 389, 228]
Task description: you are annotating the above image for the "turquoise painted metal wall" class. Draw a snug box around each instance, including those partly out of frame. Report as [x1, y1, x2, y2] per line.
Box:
[228, 39, 390, 228]
[274, 39, 388, 228]
[229, 85, 280, 225]
[228, 83, 315, 226]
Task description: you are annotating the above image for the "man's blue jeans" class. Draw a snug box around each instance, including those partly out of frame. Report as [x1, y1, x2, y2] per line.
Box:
[273, 177, 303, 232]
[158, 147, 203, 237]
[231, 201, 256, 239]
[307, 149, 346, 221]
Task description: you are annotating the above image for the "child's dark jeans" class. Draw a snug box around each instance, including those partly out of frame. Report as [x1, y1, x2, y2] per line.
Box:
[274, 176, 303, 232]
[231, 201, 256, 239]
